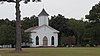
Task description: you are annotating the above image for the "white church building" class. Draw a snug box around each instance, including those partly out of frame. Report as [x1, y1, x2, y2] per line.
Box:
[25, 9, 59, 47]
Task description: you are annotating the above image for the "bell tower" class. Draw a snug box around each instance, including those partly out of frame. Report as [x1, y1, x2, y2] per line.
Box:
[38, 9, 49, 26]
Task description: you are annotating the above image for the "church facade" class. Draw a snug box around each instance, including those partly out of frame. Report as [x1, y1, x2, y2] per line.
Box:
[25, 9, 59, 47]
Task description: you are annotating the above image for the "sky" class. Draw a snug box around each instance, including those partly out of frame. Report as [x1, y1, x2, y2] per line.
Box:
[0, 0, 100, 20]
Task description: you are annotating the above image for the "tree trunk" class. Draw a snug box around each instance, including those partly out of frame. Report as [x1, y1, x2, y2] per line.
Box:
[15, 0, 22, 52]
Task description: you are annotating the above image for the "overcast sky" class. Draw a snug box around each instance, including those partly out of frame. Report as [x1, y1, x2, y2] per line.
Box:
[0, 0, 100, 20]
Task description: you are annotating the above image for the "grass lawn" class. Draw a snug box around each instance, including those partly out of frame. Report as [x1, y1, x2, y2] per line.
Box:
[0, 47, 100, 56]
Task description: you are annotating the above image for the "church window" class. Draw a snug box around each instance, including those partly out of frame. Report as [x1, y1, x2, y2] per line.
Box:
[51, 36, 54, 45]
[36, 36, 39, 45]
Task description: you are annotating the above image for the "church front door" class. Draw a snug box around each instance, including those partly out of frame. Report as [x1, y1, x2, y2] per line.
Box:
[43, 36, 48, 46]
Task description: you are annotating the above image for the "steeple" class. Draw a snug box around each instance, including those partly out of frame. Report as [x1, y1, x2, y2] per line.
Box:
[38, 8, 49, 16]
[38, 9, 49, 26]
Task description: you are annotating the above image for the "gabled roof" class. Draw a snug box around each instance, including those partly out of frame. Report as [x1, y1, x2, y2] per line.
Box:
[25, 25, 59, 33]
[38, 9, 49, 16]
[24, 26, 38, 32]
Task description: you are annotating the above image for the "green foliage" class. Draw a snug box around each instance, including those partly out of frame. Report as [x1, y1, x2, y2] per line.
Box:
[67, 19, 86, 36]
[85, 2, 100, 22]
[22, 15, 38, 30]
[85, 2, 100, 45]
[49, 14, 75, 46]
[66, 18, 87, 45]
[50, 14, 75, 36]
[0, 23, 15, 45]
[0, 16, 37, 47]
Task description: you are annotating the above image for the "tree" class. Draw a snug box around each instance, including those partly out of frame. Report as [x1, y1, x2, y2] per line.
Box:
[0, 18, 33, 47]
[21, 31, 32, 47]
[22, 15, 38, 30]
[0, 24, 15, 47]
[0, 0, 41, 52]
[85, 2, 100, 22]
[85, 2, 100, 45]
[49, 14, 75, 46]
[66, 18, 87, 45]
